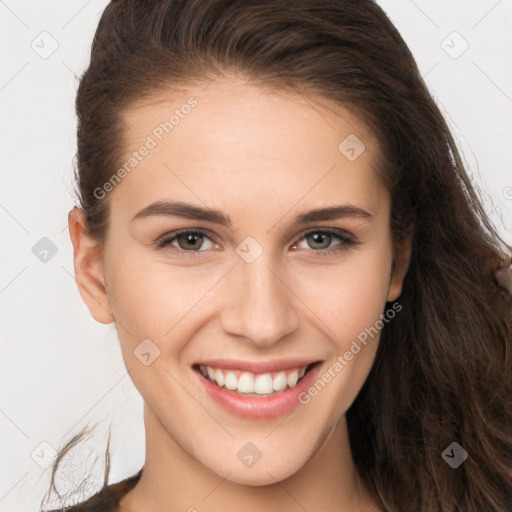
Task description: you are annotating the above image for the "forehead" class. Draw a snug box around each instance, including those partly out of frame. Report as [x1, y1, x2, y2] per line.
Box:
[111, 78, 386, 223]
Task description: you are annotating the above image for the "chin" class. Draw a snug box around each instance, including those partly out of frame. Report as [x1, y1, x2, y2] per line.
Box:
[223, 462, 302, 487]
[199, 449, 308, 487]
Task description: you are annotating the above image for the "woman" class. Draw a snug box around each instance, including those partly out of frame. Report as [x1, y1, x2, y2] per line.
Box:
[42, 0, 512, 511]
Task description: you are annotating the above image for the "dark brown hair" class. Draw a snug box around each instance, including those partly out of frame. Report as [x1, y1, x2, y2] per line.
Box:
[44, 1, 512, 511]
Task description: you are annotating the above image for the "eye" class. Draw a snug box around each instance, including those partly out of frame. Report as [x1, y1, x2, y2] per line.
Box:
[155, 228, 217, 257]
[291, 229, 358, 257]
[156, 228, 358, 258]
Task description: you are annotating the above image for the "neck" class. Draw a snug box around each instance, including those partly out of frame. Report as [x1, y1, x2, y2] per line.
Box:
[119, 404, 380, 512]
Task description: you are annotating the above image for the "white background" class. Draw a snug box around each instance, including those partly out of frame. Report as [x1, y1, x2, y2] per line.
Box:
[1, 1, 511, 511]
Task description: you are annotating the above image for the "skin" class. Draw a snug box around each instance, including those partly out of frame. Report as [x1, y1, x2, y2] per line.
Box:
[69, 77, 411, 512]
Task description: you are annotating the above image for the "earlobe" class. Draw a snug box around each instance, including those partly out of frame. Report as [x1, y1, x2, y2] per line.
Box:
[386, 234, 412, 302]
[68, 207, 114, 324]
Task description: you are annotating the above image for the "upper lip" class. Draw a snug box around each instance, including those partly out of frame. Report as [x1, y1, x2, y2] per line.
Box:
[194, 358, 321, 373]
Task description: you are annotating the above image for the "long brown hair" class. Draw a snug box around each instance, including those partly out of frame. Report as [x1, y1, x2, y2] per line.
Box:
[44, 1, 512, 510]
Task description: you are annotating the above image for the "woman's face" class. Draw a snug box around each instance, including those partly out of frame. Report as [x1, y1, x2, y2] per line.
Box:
[72, 77, 410, 485]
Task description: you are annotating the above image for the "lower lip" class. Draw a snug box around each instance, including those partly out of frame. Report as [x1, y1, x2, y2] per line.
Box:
[194, 363, 322, 420]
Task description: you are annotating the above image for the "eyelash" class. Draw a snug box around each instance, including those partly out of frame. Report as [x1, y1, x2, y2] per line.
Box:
[155, 227, 359, 259]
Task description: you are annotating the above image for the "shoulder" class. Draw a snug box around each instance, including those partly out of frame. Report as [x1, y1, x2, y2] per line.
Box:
[40, 469, 142, 512]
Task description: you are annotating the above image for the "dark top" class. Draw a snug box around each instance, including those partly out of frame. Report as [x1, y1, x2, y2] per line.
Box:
[44, 469, 142, 512]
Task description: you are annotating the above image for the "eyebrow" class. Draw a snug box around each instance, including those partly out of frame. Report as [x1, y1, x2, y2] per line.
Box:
[131, 200, 374, 227]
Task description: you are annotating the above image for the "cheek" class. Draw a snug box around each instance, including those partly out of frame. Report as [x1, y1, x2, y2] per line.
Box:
[105, 251, 214, 338]
[293, 247, 392, 346]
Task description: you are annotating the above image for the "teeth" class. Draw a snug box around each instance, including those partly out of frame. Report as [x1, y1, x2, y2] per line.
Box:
[272, 371, 287, 392]
[254, 373, 273, 394]
[238, 372, 255, 393]
[213, 368, 225, 387]
[287, 369, 299, 388]
[224, 371, 238, 391]
[198, 364, 310, 396]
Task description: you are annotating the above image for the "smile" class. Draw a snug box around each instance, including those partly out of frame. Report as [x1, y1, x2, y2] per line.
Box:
[197, 364, 310, 397]
[192, 360, 323, 419]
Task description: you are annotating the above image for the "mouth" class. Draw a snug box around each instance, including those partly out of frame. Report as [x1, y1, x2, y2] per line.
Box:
[192, 360, 321, 398]
[192, 359, 323, 419]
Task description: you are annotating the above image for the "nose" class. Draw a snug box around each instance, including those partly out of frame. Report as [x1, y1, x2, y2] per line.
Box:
[220, 252, 300, 348]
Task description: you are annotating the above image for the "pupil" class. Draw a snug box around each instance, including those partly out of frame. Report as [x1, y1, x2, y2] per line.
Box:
[310, 233, 329, 249]
[181, 233, 202, 250]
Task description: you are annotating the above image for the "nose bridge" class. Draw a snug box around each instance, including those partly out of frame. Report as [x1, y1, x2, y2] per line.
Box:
[220, 250, 300, 347]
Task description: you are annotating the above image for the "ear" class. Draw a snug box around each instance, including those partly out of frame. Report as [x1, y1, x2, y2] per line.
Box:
[68, 207, 114, 324]
[386, 232, 412, 302]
